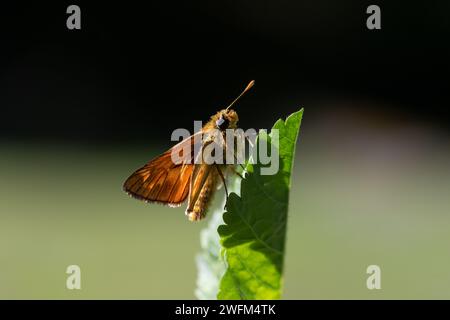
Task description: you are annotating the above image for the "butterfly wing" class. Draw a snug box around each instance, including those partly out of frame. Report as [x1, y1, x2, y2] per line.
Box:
[123, 133, 199, 206]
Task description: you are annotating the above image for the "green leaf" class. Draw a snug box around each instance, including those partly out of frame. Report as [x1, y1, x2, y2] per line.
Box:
[217, 108, 303, 299]
[195, 205, 226, 300]
[195, 176, 240, 299]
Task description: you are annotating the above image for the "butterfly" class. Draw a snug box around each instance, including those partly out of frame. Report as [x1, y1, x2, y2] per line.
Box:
[123, 80, 254, 221]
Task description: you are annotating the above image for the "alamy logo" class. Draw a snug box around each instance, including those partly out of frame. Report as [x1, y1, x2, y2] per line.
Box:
[366, 265, 381, 290]
[170, 123, 280, 175]
[66, 265, 81, 290]
[66, 5, 81, 30]
[366, 5, 381, 30]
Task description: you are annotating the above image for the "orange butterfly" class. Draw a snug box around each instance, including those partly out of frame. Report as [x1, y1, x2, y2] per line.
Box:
[123, 80, 254, 221]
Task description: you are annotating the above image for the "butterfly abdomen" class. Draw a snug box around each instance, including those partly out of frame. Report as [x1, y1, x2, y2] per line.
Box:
[186, 174, 217, 221]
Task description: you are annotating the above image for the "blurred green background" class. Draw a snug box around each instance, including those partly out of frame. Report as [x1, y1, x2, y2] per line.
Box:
[1, 108, 449, 299]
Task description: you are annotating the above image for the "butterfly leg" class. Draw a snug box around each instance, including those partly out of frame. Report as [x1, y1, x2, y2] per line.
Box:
[245, 134, 255, 148]
[231, 166, 244, 180]
[230, 149, 246, 176]
[214, 164, 228, 198]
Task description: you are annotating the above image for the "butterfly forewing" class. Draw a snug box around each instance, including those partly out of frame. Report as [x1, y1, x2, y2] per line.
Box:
[123, 133, 199, 206]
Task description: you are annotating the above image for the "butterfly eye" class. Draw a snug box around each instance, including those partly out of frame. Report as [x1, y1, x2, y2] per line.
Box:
[216, 115, 229, 130]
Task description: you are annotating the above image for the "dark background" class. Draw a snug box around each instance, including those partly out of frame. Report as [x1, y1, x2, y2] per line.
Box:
[1, 1, 449, 143]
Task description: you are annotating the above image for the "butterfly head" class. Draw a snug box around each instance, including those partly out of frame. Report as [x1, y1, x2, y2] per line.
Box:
[215, 109, 239, 131]
[212, 80, 253, 131]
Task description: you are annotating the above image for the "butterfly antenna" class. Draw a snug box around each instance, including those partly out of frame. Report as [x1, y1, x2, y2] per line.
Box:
[225, 80, 255, 111]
